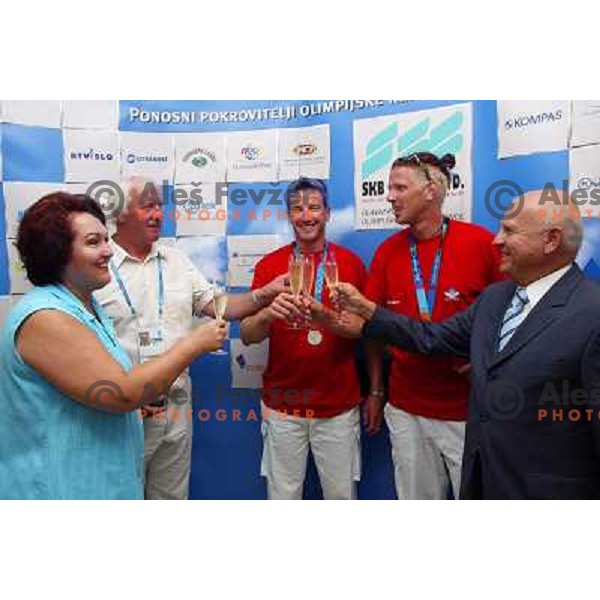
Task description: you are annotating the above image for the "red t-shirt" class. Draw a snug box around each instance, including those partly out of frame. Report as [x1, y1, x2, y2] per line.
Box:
[252, 242, 367, 418]
[366, 220, 503, 421]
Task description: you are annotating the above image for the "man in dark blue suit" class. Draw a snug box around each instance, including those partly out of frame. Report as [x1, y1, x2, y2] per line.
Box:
[336, 190, 600, 499]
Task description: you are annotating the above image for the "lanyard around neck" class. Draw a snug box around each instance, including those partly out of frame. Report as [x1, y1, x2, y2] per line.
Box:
[408, 218, 449, 322]
[110, 254, 164, 319]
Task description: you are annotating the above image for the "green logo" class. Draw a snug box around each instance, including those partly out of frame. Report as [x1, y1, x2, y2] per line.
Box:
[191, 156, 208, 168]
[362, 110, 465, 180]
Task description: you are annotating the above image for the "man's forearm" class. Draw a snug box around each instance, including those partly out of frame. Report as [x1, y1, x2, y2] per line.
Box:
[356, 298, 377, 321]
[363, 304, 472, 358]
[199, 288, 269, 321]
[224, 291, 264, 320]
[366, 340, 385, 392]
[240, 309, 273, 345]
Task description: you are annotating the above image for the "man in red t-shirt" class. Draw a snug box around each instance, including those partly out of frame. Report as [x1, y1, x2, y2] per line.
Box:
[241, 178, 367, 500]
[363, 152, 503, 500]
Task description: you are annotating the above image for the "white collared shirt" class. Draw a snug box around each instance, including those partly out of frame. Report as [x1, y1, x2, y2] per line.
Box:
[95, 239, 213, 377]
[519, 263, 573, 321]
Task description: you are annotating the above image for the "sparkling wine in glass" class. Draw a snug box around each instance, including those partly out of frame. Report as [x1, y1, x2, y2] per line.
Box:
[301, 255, 315, 328]
[213, 291, 229, 320]
[301, 255, 315, 296]
[324, 252, 341, 320]
[288, 255, 303, 329]
[324, 261, 338, 290]
[212, 283, 229, 355]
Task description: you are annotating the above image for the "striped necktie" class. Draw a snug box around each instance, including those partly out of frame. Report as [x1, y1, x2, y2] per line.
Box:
[498, 287, 529, 352]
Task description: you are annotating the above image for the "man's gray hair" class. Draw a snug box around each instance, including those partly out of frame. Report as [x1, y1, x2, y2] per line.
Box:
[117, 175, 163, 219]
[540, 205, 584, 254]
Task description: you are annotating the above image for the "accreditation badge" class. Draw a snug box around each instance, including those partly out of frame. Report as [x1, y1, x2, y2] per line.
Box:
[307, 329, 323, 346]
[137, 323, 165, 364]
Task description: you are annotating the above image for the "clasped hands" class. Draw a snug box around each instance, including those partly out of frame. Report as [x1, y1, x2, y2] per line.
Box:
[265, 282, 376, 332]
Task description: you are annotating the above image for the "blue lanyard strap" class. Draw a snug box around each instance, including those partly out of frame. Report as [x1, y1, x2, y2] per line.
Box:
[110, 253, 164, 318]
[408, 218, 449, 322]
[293, 242, 328, 303]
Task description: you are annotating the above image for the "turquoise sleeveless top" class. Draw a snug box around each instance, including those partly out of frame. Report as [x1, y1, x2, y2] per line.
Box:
[0, 284, 144, 499]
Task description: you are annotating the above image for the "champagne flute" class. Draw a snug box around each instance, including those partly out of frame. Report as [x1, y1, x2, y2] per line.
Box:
[324, 252, 341, 320]
[211, 282, 229, 355]
[288, 254, 303, 329]
[301, 254, 315, 328]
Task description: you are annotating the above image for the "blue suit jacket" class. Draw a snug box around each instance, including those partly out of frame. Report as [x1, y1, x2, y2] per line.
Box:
[364, 264, 600, 499]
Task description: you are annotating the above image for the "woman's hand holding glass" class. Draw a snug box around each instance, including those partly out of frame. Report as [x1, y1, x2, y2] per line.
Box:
[210, 282, 229, 355]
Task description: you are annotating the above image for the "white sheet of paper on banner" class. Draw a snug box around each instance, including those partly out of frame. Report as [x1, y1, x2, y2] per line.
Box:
[63, 182, 122, 228]
[175, 183, 227, 237]
[64, 183, 95, 194]
[157, 237, 177, 249]
[0, 100, 62, 128]
[227, 129, 278, 183]
[61, 100, 119, 130]
[569, 144, 600, 218]
[6, 239, 32, 294]
[497, 100, 570, 158]
[120, 132, 175, 182]
[0, 296, 14, 332]
[278, 124, 331, 180]
[231, 338, 269, 389]
[175, 236, 227, 285]
[174, 133, 227, 183]
[570, 101, 600, 148]
[227, 234, 282, 287]
[63, 129, 120, 183]
[3, 182, 67, 238]
[353, 102, 473, 230]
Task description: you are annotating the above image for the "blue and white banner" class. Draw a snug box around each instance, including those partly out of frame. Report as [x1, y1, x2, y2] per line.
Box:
[120, 132, 175, 181]
[497, 100, 570, 158]
[354, 103, 473, 230]
[174, 132, 227, 184]
[63, 129, 120, 183]
[570, 100, 600, 148]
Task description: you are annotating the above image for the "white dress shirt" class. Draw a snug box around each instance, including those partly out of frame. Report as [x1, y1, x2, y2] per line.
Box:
[519, 263, 573, 322]
[95, 239, 214, 430]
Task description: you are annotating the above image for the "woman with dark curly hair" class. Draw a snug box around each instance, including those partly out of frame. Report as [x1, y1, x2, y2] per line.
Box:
[0, 192, 226, 499]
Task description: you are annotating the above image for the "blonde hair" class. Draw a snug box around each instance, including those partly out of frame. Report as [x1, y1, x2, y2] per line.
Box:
[410, 165, 449, 204]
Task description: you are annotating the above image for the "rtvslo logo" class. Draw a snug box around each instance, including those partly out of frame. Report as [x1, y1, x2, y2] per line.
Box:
[70, 148, 115, 161]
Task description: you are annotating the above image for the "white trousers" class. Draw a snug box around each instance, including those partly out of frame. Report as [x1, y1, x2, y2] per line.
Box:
[384, 404, 465, 500]
[143, 416, 192, 500]
[143, 375, 193, 500]
[261, 403, 361, 500]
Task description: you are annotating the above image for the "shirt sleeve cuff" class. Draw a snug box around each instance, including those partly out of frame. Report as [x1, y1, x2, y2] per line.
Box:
[361, 305, 385, 339]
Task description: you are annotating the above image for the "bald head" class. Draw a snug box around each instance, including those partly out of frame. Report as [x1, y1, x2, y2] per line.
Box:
[525, 189, 583, 256]
[494, 188, 582, 285]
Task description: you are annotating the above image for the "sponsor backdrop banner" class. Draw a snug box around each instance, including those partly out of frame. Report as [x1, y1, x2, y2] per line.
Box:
[354, 103, 473, 229]
[571, 101, 600, 148]
[497, 100, 570, 158]
[2, 100, 595, 499]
